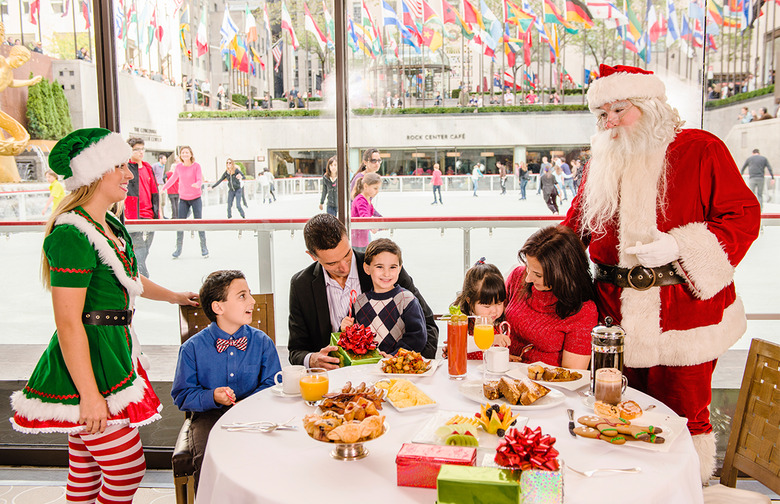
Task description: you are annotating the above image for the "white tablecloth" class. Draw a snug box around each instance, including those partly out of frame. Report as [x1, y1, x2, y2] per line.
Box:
[196, 362, 704, 504]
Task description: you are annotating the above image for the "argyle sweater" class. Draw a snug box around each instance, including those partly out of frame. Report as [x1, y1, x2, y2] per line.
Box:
[352, 285, 427, 355]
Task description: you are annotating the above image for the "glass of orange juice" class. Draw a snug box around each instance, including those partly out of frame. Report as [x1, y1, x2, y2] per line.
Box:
[299, 368, 329, 406]
[473, 316, 494, 379]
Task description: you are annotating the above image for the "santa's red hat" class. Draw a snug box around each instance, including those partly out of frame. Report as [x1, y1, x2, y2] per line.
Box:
[587, 64, 666, 112]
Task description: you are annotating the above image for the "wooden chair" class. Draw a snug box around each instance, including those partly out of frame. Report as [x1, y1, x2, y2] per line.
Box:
[172, 294, 275, 504]
[704, 338, 780, 504]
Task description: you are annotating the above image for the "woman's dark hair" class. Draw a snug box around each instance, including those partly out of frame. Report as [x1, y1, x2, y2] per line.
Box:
[518, 225, 595, 319]
[200, 270, 246, 322]
[360, 148, 379, 172]
[454, 261, 507, 330]
[364, 238, 402, 266]
[304, 213, 347, 254]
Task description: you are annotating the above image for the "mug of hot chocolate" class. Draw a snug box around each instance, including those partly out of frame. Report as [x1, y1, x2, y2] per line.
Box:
[594, 367, 628, 405]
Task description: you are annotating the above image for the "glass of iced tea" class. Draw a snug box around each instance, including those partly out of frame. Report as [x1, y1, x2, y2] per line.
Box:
[299, 368, 329, 406]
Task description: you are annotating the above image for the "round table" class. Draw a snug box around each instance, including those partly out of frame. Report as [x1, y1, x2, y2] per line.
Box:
[196, 362, 704, 504]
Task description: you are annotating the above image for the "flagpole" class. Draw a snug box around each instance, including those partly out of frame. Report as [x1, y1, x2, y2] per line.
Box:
[760, 0, 766, 86]
[72, 0, 78, 59]
[17, 0, 24, 46]
[156, 0, 162, 75]
[87, 1, 93, 65]
[37, 3, 42, 42]
[501, 3, 506, 100]
[772, 0, 777, 83]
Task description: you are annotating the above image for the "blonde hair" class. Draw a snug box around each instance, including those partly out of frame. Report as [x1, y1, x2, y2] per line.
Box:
[40, 179, 101, 290]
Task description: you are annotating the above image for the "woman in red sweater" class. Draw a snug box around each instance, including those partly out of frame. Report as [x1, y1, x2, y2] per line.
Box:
[505, 225, 597, 369]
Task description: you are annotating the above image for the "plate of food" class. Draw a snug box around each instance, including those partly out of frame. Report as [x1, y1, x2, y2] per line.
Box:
[505, 362, 590, 391]
[375, 349, 439, 377]
[411, 409, 529, 450]
[459, 376, 565, 410]
[374, 378, 437, 412]
[571, 409, 687, 453]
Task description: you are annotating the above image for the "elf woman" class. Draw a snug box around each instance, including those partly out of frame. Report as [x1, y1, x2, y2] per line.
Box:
[10, 128, 198, 503]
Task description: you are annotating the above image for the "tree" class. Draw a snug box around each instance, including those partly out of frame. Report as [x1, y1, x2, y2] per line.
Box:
[26, 78, 74, 140]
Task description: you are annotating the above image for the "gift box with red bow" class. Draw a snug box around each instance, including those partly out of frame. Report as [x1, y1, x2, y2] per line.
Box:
[437, 465, 522, 504]
[495, 426, 563, 504]
[328, 332, 382, 367]
[396, 443, 476, 489]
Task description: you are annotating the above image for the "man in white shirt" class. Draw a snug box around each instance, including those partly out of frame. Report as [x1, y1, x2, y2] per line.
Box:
[288, 214, 438, 368]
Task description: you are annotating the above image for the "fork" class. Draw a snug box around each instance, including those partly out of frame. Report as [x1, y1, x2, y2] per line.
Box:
[568, 467, 641, 477]
[222, 416, 297, 433]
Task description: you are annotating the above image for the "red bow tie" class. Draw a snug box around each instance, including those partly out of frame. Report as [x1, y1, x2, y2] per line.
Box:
[215, 336, 248, 353]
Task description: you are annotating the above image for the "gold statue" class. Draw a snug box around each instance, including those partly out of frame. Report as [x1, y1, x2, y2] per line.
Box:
[0, 22, 43, 182]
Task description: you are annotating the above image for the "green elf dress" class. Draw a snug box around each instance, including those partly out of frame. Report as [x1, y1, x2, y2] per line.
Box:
[11, 207, 162, 434]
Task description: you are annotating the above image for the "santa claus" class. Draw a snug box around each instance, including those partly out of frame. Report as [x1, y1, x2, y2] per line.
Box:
[564, 64, 760, 483]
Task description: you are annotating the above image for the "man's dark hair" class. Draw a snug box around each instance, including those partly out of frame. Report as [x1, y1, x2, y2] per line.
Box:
[158, 153, 167, 161]
[364, 238, 402, 266]
[304, 213, 347, 254]
[200, 270, 246, 322]
[753, 149, 760, 154]
[127, 137, 144, 148]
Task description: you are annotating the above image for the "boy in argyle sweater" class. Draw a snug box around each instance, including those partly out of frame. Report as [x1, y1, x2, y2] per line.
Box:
[172, 270, 281, 490]
[340, 239, 427, 355]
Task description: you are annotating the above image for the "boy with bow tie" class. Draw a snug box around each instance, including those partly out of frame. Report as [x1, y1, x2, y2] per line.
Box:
[172, 270, 281, 490]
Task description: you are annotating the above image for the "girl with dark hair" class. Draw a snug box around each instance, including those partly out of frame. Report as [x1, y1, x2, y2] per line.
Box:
[211, 158, 245, 219]
[505, 225, 597, 369]
[319, 156, 338, 216]
[452, 259, 511, 360]
[349, 148, 381, 199]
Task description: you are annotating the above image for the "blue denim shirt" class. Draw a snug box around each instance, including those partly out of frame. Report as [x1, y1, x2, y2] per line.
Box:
[171, 322, 282, 412]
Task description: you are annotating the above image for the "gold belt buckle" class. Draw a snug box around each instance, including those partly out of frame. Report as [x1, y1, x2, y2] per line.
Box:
[627, 265, 656, 291]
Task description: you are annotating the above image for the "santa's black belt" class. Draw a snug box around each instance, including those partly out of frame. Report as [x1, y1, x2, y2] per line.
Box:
[82, 310, 133, 326]
[595, 263, 684, 291]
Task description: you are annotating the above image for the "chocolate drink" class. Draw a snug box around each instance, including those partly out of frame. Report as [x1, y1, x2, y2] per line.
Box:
[595, 368, 624, 405]
[590, 347, 624, 394]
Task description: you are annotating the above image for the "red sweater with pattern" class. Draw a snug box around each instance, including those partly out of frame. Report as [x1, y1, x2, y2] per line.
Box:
[504, 266, 597, 367]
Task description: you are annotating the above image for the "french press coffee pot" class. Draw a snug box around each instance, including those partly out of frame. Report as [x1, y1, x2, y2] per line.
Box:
[590, 317, 625, 395]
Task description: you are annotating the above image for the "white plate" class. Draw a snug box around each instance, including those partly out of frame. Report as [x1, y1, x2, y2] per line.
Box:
[458, 380, 566, 410]
[373, 358, 440, 377]
[411, 410, 529, 450]
[574, 410, 688, 453]
[377, 381, 438, 413]
[270, 383, 301, 398]
[506, 362, 591, 392]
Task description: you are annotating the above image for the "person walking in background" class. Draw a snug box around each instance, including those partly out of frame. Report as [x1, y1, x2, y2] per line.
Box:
[151, 154, 167, 218]
[258, 168, 272, 204]
[518, 162, 530, 200]
[497, 159, 508, 195]
[351, 173, 382, 253]
[319, 156, 338, 216]
[741, 149, 774, 211]
[165, 164, 180, 219]
[537, 156, 551, 195]
[125, 137, 159, 278]
[431, 163, 443, 204]
[211, 158, 245, 218]
[163, 146, 208, 258]
[41, 169, 65, 215]
[264, 169, 277, 202]
[540, 167, 559, 214]
[471, 163, 484, 197]
[572, 159, 583, 192]
[561, 157, 576, 199]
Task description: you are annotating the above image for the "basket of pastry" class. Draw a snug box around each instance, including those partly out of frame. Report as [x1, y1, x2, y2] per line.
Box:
[380, 348, 434, 375]
[302, 382, 388, 460]
[483, 376, 551, 406]
[527, 364, 583, 382]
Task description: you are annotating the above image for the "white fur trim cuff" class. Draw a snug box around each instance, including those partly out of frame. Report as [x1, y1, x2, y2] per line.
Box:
[587, 72, 666, 111]
[669, 223, 734, 300]
[65, 133, 132, 191]
[692, 432, 717, 484]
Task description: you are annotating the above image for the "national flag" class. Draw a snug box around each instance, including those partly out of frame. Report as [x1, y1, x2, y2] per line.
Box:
[729, 0, 742, 12]
[584, 68, 591, 83]
[264, 5, 272, 38]
[272, 40, 283, 71]
[666, 0, 680, 45]
[523, 28, 532, 65]
[406, 0, 423, 19]
[62, 0, 70, 18]
[506, 0, 536, 31]
[617, 24, 639, 52]
[363, 1, 383, 54]
[179, 4, 190, 52]
[81, 0, 91, 29]
[707, 33, 718, 50]
[523, 69, 537, 88]
[561, 68, 575, 85]
[494, 71, 523, 90]
[566, 0, 594, 26]
[638, 30, 651, 62]
[523, 0, 550, 42]
[232, 35, 250, 73]
[463, 0, 485, 29]
[680, 12, 692, 38]
[246, 5, 258, 43]
[114, 1, 124, 39]
[647, 0, 662, 42]
[401, 1, 424, 45]
[389, 37, 399, 57]
[481, 0, 504, 49]
[29, 0, 40, 24]
[692, 16, 704, 46]
[624, 0, 643, 39]
[220, 9, 239, 53]
[586, 0, 629, 26]
[382, 0, 401, 27]
[548, 23, 559, 62]
[281, 1, 300, 49]
[706, 11, 721, 34]
[688, 0, 705, 21]
[197, 8, 208, 57]
[707, 0, 724, 24]
[304, 2, 328, 52]
[322, 1, 335, 47]
[422, 0, 443, 51]
[347, 16, 359, 52]
[544, 0, 578, 32]
[740, 0, 753, 29]
[442, 0, 475, 37]
[251, 46, 265, 71]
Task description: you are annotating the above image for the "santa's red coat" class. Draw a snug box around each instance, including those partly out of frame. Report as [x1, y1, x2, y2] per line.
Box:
[564, 129, 760, 369]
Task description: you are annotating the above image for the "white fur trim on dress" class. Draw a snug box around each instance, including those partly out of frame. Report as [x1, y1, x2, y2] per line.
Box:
[10, 372, 148, 430]
[668, 222, 735, 300]
[622, 296, 746, 367]
[64, 133, 132, 191]
[54, 212, 144, 298]
[693, 431, 717, 485]
[587, 72, 666, 112]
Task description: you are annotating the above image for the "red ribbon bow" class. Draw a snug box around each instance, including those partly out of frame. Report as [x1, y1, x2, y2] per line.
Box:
[495, 426, 560, 471]
[215, 336, 248, 353]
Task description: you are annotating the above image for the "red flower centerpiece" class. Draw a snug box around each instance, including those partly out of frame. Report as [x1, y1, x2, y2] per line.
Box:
[495, 426, 559, 471]
[337, 324, 377, 355]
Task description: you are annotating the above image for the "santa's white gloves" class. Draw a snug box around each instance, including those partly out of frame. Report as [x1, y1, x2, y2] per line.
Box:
[624, 231, 680, 268]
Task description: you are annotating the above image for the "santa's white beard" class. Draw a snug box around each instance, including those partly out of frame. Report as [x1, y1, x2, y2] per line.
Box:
[581, 115, 674, 251]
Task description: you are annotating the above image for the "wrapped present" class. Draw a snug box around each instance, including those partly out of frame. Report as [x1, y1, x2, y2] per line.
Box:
[521, 466, 564, 504]
[396, 443, 476, 489]
[437, 465, 521, 504]
[329, 333, 381, 367]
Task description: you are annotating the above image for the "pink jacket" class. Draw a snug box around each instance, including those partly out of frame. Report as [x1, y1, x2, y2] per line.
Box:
[163, 162, 203, 201]
[350, 194, 381, 247]
[431, 169, 443, 186]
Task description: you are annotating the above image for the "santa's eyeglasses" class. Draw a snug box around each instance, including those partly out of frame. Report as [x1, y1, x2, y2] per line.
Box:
[596, 100, 635, 128]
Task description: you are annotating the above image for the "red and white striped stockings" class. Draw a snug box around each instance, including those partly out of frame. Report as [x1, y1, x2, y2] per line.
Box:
[66, 425, 146, 503]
